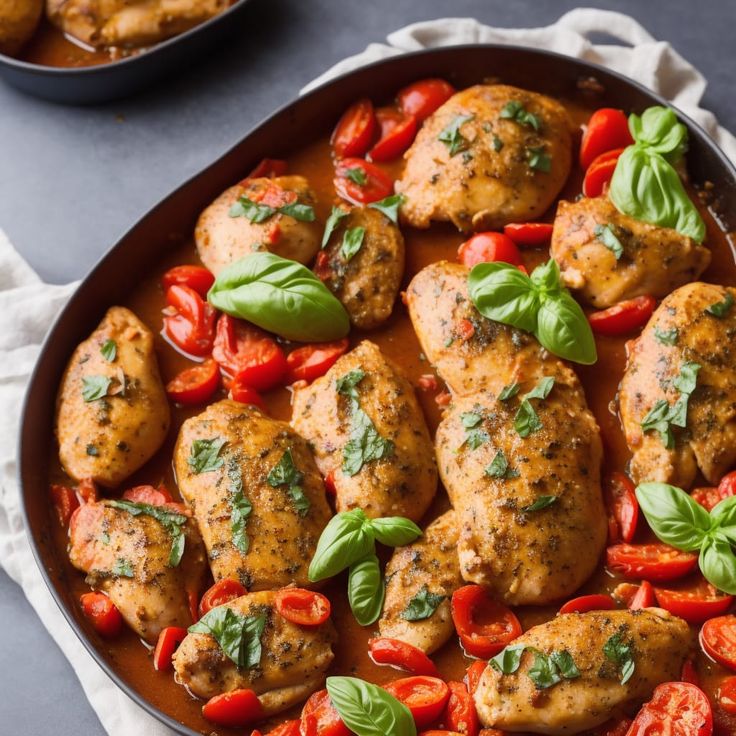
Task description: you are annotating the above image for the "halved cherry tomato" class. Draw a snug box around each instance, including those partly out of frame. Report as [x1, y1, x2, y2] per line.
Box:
[199, 579, 247, 617]
[265, 721, 301, 736]
[604, 472, 639, 543]
[702, 616, 736, 671]
[334, 157, 393, 205]
[80, 591, 123, 638]
[692, 487, 723, 512]
[51, 484, 80, 527]
[464, 660, 487, 696]
[300, 688, 350, 736]
[458, 232, 522, 268]
[166, 358, 220, 405]
[332, 99, 376, 158]
[202, 688, 263, 728]
[122, 484, 173, 506]
[627, 682, 712, 736]
[161, 265, 215, 298]
[717, 677, 736, 715]
[369, 108, 417, 162]
[384, 676, 450, 728]
[369, 637, 440, 677]
[559, 593, 615, 615]
[588, 295, 656, 337]
[451, 585, 522, 659]
[503, 222, 554, 247]
[323, 470, 337, 497]
[163, 284, 216, 357]
[229, 377, 266, 410]
[275, 588, 331, 627]
[607, 543, 698, 581]
[613, 580, 656, 609]
[682, 659, 701, 687]
[286, 339, 349, 384]
[153, 626, 187, 671]
[582, 148, 625, 198]
[442, 681, 479, 736]
[212, 314, 287, 390]
[580, 109, 633, 170]
[398, 78, 455, 123]
[655, 578, 734, 624]
[248, 158, 288, 179]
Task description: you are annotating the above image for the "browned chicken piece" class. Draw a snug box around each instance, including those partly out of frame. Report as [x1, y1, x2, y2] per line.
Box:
[395, 84, 572, 232]
[619, 282, 736, 487]
[291, 341, 437, 522]
[174, 400, 332, 590]
[195, 175, 320, 276]
[173, 590, 336, 710]
[551, 196, 711, 308]
[475, 608, 691, 734]
[378, 510, 462, 654]
[55, 306, 170, 488]
[69, 499, 207, 643]
[0, 0, 41, 55]
[407, 261, 561, 397]
[317, 205, 405, 330]
[47, 0, 229, 49]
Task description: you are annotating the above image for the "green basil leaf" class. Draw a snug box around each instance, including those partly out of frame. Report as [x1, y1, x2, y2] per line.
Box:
[208, 252, 350, 342]
[711, 496, 736, 526]
[603, 631, 635, 685]
[369, 517, 422, 547]
[500, 100, 542, 131]
[673, 361, 700, 395]
[492, 135, 504, 152]
[189, 608, 265, 669]
[82, 375, 112, 402]
[322, 206, 349, 248]
[308, 509, 375, 581]
[112, 557, 134, 578]
[226, 458, 252, 554]
[438, 114, 474, 157]
[522, 495, 558, 513]
[526, 146, 551, 172]
[100, 339, 117, 362]
[460, 410, 489, 450]
[490, 644, 525, 674]
[278, 202, 316, 222]
[640, 399, 675, 449]
[706, 291, 734, 318]
[400, 585, 446, 621]
[594, 223, 624, 260]
[700, 536, 736, 595]
[341, 226, 366, 262]
[550, 650, 580, 680]
[524, 376, 555, 401]
[368, 194, 404, 224]
[326, 676, 416, 736]
[229, 196, 276, 222]
[342, 407, 395, 476]
[486, 449, 511, 479]
[498, 382, 520, 401]
[537, 290, 597, 365]
[267, 449, 310, 517]
[629, 106, 687, 160]
[336, 368, 366, 400]
[514, 399, 542, 438]
[347, 554, 385, 626]
[528, 650, 561, 689]
[188, 437, 226, 474]
[654, 327, 678, 346]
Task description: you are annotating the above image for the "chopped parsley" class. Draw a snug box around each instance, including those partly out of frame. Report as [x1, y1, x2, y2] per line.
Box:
[189, 607, 265, 669]
[82, 375, 112, 402]
[267, 449, 310, 517]
[706, 291, 734, 318]
[340, 226, 366, 262]
[188, 437, 226, 474]
[100, 339, 117, 362]
[400, 586, 446, 621]
[500, 100, 542, 131]
[594, 223, 624, 260]
[438, 114, 474, 156]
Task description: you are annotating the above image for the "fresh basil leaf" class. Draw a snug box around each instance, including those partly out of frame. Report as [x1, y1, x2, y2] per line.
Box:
[594, 224, 624, 260]
[550, 650, 580, 680]
[706, 291, 734, 318]
[629, 106, 687, 160]
[603, 631, 635, 685]
[498, 382, 520, 401]
[514, 400, 542, 438]
[308, 509, 375, 581]
[336, 368, 366, 400]
[326, 676, 416, 736]
[82, 375, 112, 402]
[346, 167, 368, 186]
[100, 339, 117, 362]
[460, 409, 488, 450]
[673, 361, 700, 394]
[348, 554, 385, 626]
[267, 449, 310, 517]
[438, 114, 474, 157]
[524, 376, 555, 401]
[492, 135, 504, 152]
[112, 558, 134, 578]
[341, 226, 366, 262]
[526, 146, 551, 172]
[528, 650, 561, 689]
[278, 202, 316, 222]
[208, 252, 350, 342]
[368, 194, 404, 224]
[486, 450, 510, 479]
[189, 608, 265, 669]
[343, 406, 395, 476]
[711, 496, 736, 527]
[500, 101, 542, 131]
[700, 536, 736, 595]
[322, 205, 349, 248]
[188, 437, 226, 474]
[654, 327, 678, 346]
[640, 399, 675, 449]
[229, 196, 277, 222]
[226, 458, 252, 553]
[400, 586, 445, 621]
[490, 644, 525, 674]
[368, 517, 422, 547]
[523, 495, 558, 513]
[537, 289, 597, 365]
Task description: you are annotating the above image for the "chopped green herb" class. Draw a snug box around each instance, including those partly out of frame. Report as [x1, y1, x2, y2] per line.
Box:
[100, 339, 117, 362]
[400, 586, 446, 621]
[460, 410, 489, 450]
[341, 226, 366, 262]
[486, 450, 519, 480]
[346, 167, 368, 186]
[189, 607, 266, 670]
[514, 400, 542, 438]
[526, 146, 552, 173]
[498, 382, 520, 401]
[438, 114, 474, 157]
[229, 196, 315, 223]
[188, 437, 226, 474]
[112, 558, 134, 578]
[654, 327, 679, 346]
[492, 135, 504, 152]
[322, 206, 349, 248]
[335, 369, 366, 401]
[522, 495, 558, 512]
[594, 223, 624, 260]
[524, 376, 555, 401]
[100, 532, 110, 546]
[278, 202, 316, 222]
[227, 458, 253, 553]
[490, 644, 525, 674]
[706, 291, 734, 318]
[86, 444, 99, 457]
[528, 648, 580, 689]
[368, 194, 404, 224]
[444, 336, 455, 348]
[500, 100, 542, 131]
[82, 375, 112, 402]
[267, 449, 310, 517]
[603, 631, 635, 685]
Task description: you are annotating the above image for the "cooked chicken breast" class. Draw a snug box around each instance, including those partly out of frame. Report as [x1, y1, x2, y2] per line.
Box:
[69, 499, 206, 643]
[551, 196, 711, 308]
[0, 0, 41, 55]
[173, 590, 336, 710]
[195, 175, 320, 276]
[174, 400, 332, 590]
[395, 84, 572, 232]
[475, 608, 691, 734]
[291, 341, 437, 522]
[55, 307, 170, 488]
[620, 282, 736, 487]
[317, 205, 405, 330]
[378, 510, 462, 654]
[47, 0, 229, 49]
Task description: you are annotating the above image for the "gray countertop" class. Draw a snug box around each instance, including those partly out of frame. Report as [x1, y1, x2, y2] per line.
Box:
[1, 0, 734, 733]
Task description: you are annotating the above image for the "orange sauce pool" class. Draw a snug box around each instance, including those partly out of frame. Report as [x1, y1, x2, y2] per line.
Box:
[46, 94, 736, 735]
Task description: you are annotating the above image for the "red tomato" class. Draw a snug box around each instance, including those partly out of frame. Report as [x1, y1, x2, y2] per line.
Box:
[152, 626, 187, 671]
[229, 377, 266, 410]
[80, 591, 123, 638]
[418, 374, 439, 392]
[682, 659, 701, 688]
[202, 688, 263, 728]
[451, 585, 522, 659]
[369, 108, 417, 162]
[247, 158, 288, 179]
[163, 284, 216, 357]
[582, 148, 625, 198]
[627, 682, 712, 736]
[435, 390, 452, 408]
[50, 484, 80, 527]
[166, 358, 220, 405]
[334, 157, 393, 205]
[607, 543, 698, 582]
[76, 477, 98, 504]
[286, 339, 349, 384]
[614, 581, 656, 610]
[464, 660, 487, 696]
[580, 109, 633, 169]
[442, 681, 479, 736]
[300, 689, 350, 736]
[457, 232, 522, 268]
[588, 295, 656, 337]
[457, 319, 475, 341]
[604, 472, 639, 543]
[384, 676, 450, 728]
[397, 78, 455, 123]
[701, 616, 736, 671]
[368, 637, 440, 677]
[263, 721, 301, 736]
[719, 471, 736, 499]
[717, 677, 736, 715]
[188, 589, 199, 624]
[655, 578, 734, 624]
[559, 593, 616, 615]
[331, 99, 376, 158]
[596, 718, 632, 736]
[503, 222, 554, 247]
[323, 470, 337, 497]
[199, 579, 247, 617]
[692, 487, 723, 512]
[420, 732, 465, 736]
[161, 265, 214, 298]
[274, 588, 331, 627]
[122, 484, 173, 506]
[212, 314, 287, 391]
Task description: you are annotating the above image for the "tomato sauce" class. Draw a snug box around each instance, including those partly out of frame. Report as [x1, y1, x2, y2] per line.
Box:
[46, 92, 736, 735]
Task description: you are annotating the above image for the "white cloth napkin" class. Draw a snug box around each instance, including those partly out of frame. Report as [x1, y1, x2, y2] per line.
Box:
[1, 9, 735, 735]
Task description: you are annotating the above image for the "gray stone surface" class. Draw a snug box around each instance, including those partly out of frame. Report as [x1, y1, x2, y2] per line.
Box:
[0, 0, 734, 733]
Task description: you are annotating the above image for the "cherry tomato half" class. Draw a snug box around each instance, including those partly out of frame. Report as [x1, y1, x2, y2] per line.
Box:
[369, 107, 417, 162]
[701, 616, 736, 671]
[559, 594, 616, 615]
[202, 688, 263, 728]
[161, 265, 215, 298]
[368, 637, 440, 677]
[655, 578, 734, 624]
[166, 358, 220, 405]
[286, 339, 349, 384]
[503, 222, 554, 247]
[332, 99, 376, 158]
[582, 147, 625, 198]
[442, 681, 479, 736]
[588, 295, 656, 337]
[229, 377, 266, 410]
[153, 626, 187, 671]
[580, 109, 633, 170]
[50, 484, 80, 527]
[383, 676, 450, 728]
[199, 579, 247, 617]
[122, 484, 173, 506]
[627, 682, 712, 736]
[464, 660, 487, 696]
[275, 588, 331, 627]
[300, 688, 350, 736]
[266, 721, 302, 736]
[718, 472, 736, 504]
[163, 284, 216, 357]
[451, 585, 522, 659]
[717, 677, 736, 715]
[691, 487, 723, 512]
[80, 591, 123, 638]
[604, 472, 639, 543]
[248, 158, 288, 180]
[613, 580, 657, 610]
[398, 78, 455, 123]
[607, 543, 698, 582]
[458, 232, 522, 268]
[334, 157, 393, 205]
